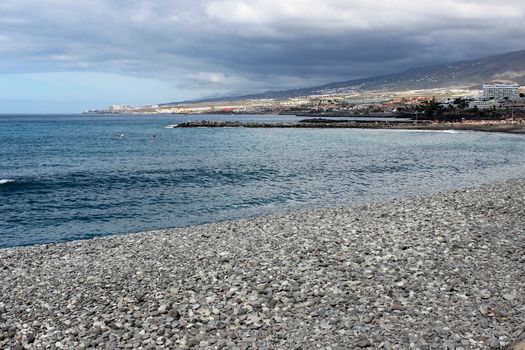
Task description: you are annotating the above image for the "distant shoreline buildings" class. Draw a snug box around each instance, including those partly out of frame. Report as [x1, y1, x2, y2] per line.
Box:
[84, 83, 524, 118]
[108, 104, 130, 112]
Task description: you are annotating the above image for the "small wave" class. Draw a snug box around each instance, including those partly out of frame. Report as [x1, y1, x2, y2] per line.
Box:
[0, 179, 15, 185]
[395, 129, 461, 134]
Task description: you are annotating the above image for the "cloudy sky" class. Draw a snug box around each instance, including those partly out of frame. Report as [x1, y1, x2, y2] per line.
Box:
[0, 0, 524, 112]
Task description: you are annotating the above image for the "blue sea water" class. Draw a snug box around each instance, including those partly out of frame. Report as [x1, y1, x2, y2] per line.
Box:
[1, 114, 524, 248]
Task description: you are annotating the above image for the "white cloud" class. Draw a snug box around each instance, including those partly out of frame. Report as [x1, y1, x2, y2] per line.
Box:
[206, 0, 523, 35]
[188, 72, 233, 84]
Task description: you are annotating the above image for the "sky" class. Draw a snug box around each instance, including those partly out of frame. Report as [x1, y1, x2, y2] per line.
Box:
[0, 0, 524, 113]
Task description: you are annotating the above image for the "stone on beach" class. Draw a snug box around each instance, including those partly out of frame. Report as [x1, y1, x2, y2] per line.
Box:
[0, 180, 524, 349]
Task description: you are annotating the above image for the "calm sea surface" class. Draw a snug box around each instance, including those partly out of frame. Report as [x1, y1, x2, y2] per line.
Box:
[1, 114, 524, 248]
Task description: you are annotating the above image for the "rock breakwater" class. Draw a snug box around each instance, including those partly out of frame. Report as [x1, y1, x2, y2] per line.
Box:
[1, 180, 524, 349]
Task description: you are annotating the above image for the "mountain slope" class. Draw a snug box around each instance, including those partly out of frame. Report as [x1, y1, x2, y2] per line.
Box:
[169, 49, 525, 104]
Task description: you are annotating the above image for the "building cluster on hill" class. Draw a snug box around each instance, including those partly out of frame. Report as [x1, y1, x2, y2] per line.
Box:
[86, 83, 524, 120]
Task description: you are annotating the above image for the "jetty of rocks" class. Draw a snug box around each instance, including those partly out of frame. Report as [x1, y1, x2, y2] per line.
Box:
[171, 119, 525, 134]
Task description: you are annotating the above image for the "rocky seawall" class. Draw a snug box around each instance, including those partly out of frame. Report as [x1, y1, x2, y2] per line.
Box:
[1, 180, 524, 349]
[172, 120, 525, 134]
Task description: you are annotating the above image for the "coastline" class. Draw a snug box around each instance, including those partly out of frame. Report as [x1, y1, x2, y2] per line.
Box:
[1, 180, 524, 349]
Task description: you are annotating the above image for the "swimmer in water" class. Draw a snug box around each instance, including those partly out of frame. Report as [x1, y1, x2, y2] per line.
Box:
[120, 133, 125, 139]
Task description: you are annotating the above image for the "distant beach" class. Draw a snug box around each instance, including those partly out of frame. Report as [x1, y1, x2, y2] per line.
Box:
[1, 180, 524, 349]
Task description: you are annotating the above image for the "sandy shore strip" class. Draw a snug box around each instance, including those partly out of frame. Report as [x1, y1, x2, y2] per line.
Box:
[1, 181, 524, 349]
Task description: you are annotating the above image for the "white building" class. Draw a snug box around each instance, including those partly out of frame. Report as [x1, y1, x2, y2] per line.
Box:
[482, 83, 520, 101]
[468, 100, 502, 110]
[108, 104, 129, 111]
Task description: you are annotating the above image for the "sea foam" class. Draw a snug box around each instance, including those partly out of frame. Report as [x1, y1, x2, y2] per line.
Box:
[395, 129, 461, 134]
[0, 179, 15, 185]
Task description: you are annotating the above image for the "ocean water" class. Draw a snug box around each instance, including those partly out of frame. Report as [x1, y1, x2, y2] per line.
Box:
[1, 114, 524, 248]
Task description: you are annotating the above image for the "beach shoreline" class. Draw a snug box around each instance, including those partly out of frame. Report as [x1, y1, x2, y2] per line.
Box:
[1, 180, 524, 349]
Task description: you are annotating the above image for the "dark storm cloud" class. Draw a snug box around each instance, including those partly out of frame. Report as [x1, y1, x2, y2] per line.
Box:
[1, 0, 524, 94]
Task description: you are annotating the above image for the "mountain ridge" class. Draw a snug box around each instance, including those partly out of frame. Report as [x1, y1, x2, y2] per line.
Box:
[165, 49, 525, 104]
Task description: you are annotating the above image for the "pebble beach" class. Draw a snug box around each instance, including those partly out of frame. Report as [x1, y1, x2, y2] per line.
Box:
[1, 180, 524, 349]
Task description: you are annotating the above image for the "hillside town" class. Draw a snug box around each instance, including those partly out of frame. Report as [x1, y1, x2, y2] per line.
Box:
[86, 83, 525, 121]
